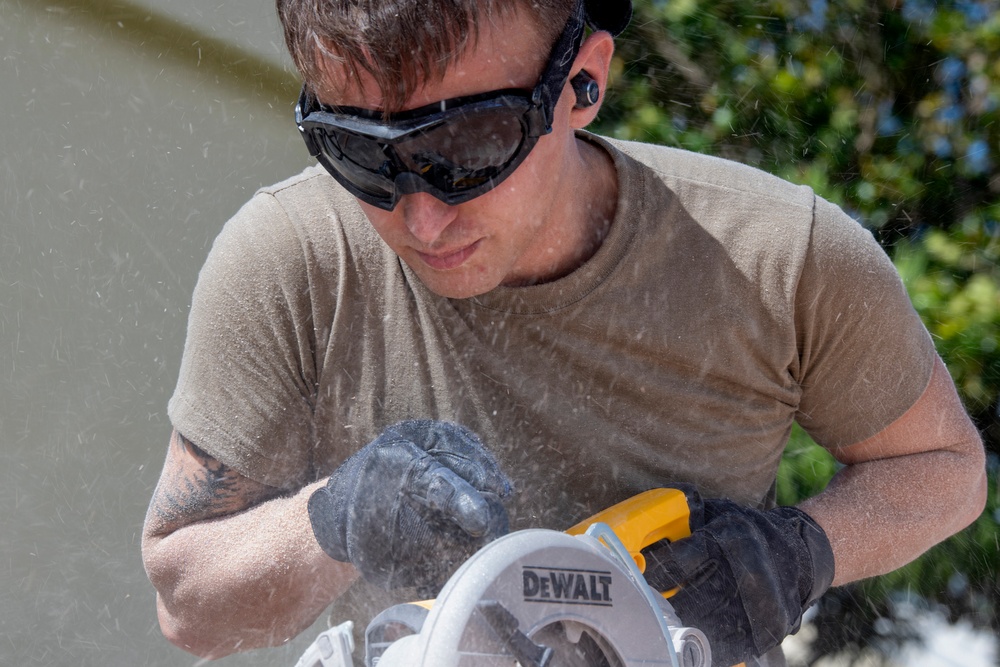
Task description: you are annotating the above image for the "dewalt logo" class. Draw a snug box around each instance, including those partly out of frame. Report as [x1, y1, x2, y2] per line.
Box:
[522, 566, 613, 606]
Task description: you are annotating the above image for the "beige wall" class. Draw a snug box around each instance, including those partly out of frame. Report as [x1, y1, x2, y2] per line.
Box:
[0, 2, 318, 665]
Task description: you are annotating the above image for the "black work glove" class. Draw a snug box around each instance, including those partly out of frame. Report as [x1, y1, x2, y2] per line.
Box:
[642, 486, 835, 667]
[308, 420, 512, 592]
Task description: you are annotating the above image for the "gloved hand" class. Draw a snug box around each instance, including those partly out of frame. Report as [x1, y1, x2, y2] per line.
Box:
[642, 486, 835, 667]
[308, 420, 512, 592]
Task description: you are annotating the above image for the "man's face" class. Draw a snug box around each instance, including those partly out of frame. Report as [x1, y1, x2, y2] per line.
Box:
[314, 11, 585, 299]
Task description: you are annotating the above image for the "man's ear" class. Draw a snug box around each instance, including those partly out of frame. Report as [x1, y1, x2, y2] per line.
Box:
[569, 30, 615, 128]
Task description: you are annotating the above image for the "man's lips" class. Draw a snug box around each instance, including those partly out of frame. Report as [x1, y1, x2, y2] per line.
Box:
[415, 239, 482, 270]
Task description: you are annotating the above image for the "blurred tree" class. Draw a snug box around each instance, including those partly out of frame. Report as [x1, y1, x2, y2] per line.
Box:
[592, 0, 1000, 662]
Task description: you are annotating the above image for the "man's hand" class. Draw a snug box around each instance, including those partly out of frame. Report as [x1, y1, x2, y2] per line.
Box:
[308, 420, 512, 592]
[642, 486, 835, 667]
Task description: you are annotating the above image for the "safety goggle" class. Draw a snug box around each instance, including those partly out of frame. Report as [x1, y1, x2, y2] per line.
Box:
[294, 0, 586, 210]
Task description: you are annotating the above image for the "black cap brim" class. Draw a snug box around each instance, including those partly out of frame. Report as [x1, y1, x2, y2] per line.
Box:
[584, 0, 632, 36]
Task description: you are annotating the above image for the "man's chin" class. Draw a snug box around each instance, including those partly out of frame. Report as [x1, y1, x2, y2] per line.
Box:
[409, 266, 500, 300]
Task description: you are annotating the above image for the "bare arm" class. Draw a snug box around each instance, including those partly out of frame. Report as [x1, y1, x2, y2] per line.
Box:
[799, 355, 988, 586]
[141, 429, 358, 658]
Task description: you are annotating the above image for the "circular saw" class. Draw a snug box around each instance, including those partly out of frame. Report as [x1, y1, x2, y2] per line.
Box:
[294, 489, 713, 667]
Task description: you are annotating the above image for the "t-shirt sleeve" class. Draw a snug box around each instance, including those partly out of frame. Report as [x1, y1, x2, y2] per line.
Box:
[167, 192, 319, 488]
[793, 196, 937, 451]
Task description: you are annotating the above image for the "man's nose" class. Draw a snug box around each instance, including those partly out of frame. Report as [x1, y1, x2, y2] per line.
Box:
[401, 193, 459, 245]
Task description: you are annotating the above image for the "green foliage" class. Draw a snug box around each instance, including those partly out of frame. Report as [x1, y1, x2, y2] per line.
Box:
[775, 424, 838, 507]
[895, 221, 1000, 421]
[595, 0, 1000, 239]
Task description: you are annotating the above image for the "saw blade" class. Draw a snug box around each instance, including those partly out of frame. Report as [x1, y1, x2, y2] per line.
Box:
[530, 621, 623, 667]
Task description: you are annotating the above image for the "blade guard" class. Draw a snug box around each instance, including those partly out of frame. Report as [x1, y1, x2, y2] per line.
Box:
[373, 488, 709, 667]
[296, 489, 711, 667]
[376, 528, 688, 666]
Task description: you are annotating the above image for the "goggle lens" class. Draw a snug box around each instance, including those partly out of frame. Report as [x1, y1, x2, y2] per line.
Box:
[299, 99, 534, 209]
[403, 108, 525, 172]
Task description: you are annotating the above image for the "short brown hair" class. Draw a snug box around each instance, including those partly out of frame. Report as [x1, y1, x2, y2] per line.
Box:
[276, 0, 576, 111]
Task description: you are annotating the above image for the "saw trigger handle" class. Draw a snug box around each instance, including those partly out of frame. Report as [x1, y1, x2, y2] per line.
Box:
[565, 488, 693, 575]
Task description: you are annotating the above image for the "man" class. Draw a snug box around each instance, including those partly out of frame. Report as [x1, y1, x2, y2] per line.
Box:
[141, 0, 987, 665]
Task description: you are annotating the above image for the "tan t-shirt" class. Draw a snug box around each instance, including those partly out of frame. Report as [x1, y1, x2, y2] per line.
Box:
[169, 135, 935, 644]
[170, 132, 934, 512]
[168, 133, 934, 620]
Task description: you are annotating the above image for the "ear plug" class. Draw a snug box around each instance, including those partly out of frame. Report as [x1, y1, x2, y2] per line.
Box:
[571, 72, 600, 108]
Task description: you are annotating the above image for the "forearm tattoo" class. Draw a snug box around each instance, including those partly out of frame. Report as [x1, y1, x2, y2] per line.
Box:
[146, 432, 281, 534]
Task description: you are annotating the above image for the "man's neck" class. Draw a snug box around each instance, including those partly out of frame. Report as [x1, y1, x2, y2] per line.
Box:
[502, 135, 618, 287]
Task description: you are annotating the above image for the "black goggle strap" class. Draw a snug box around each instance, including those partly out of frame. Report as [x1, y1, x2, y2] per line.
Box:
[533, 0, 587, 131]
[295, 87, 325, 158]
